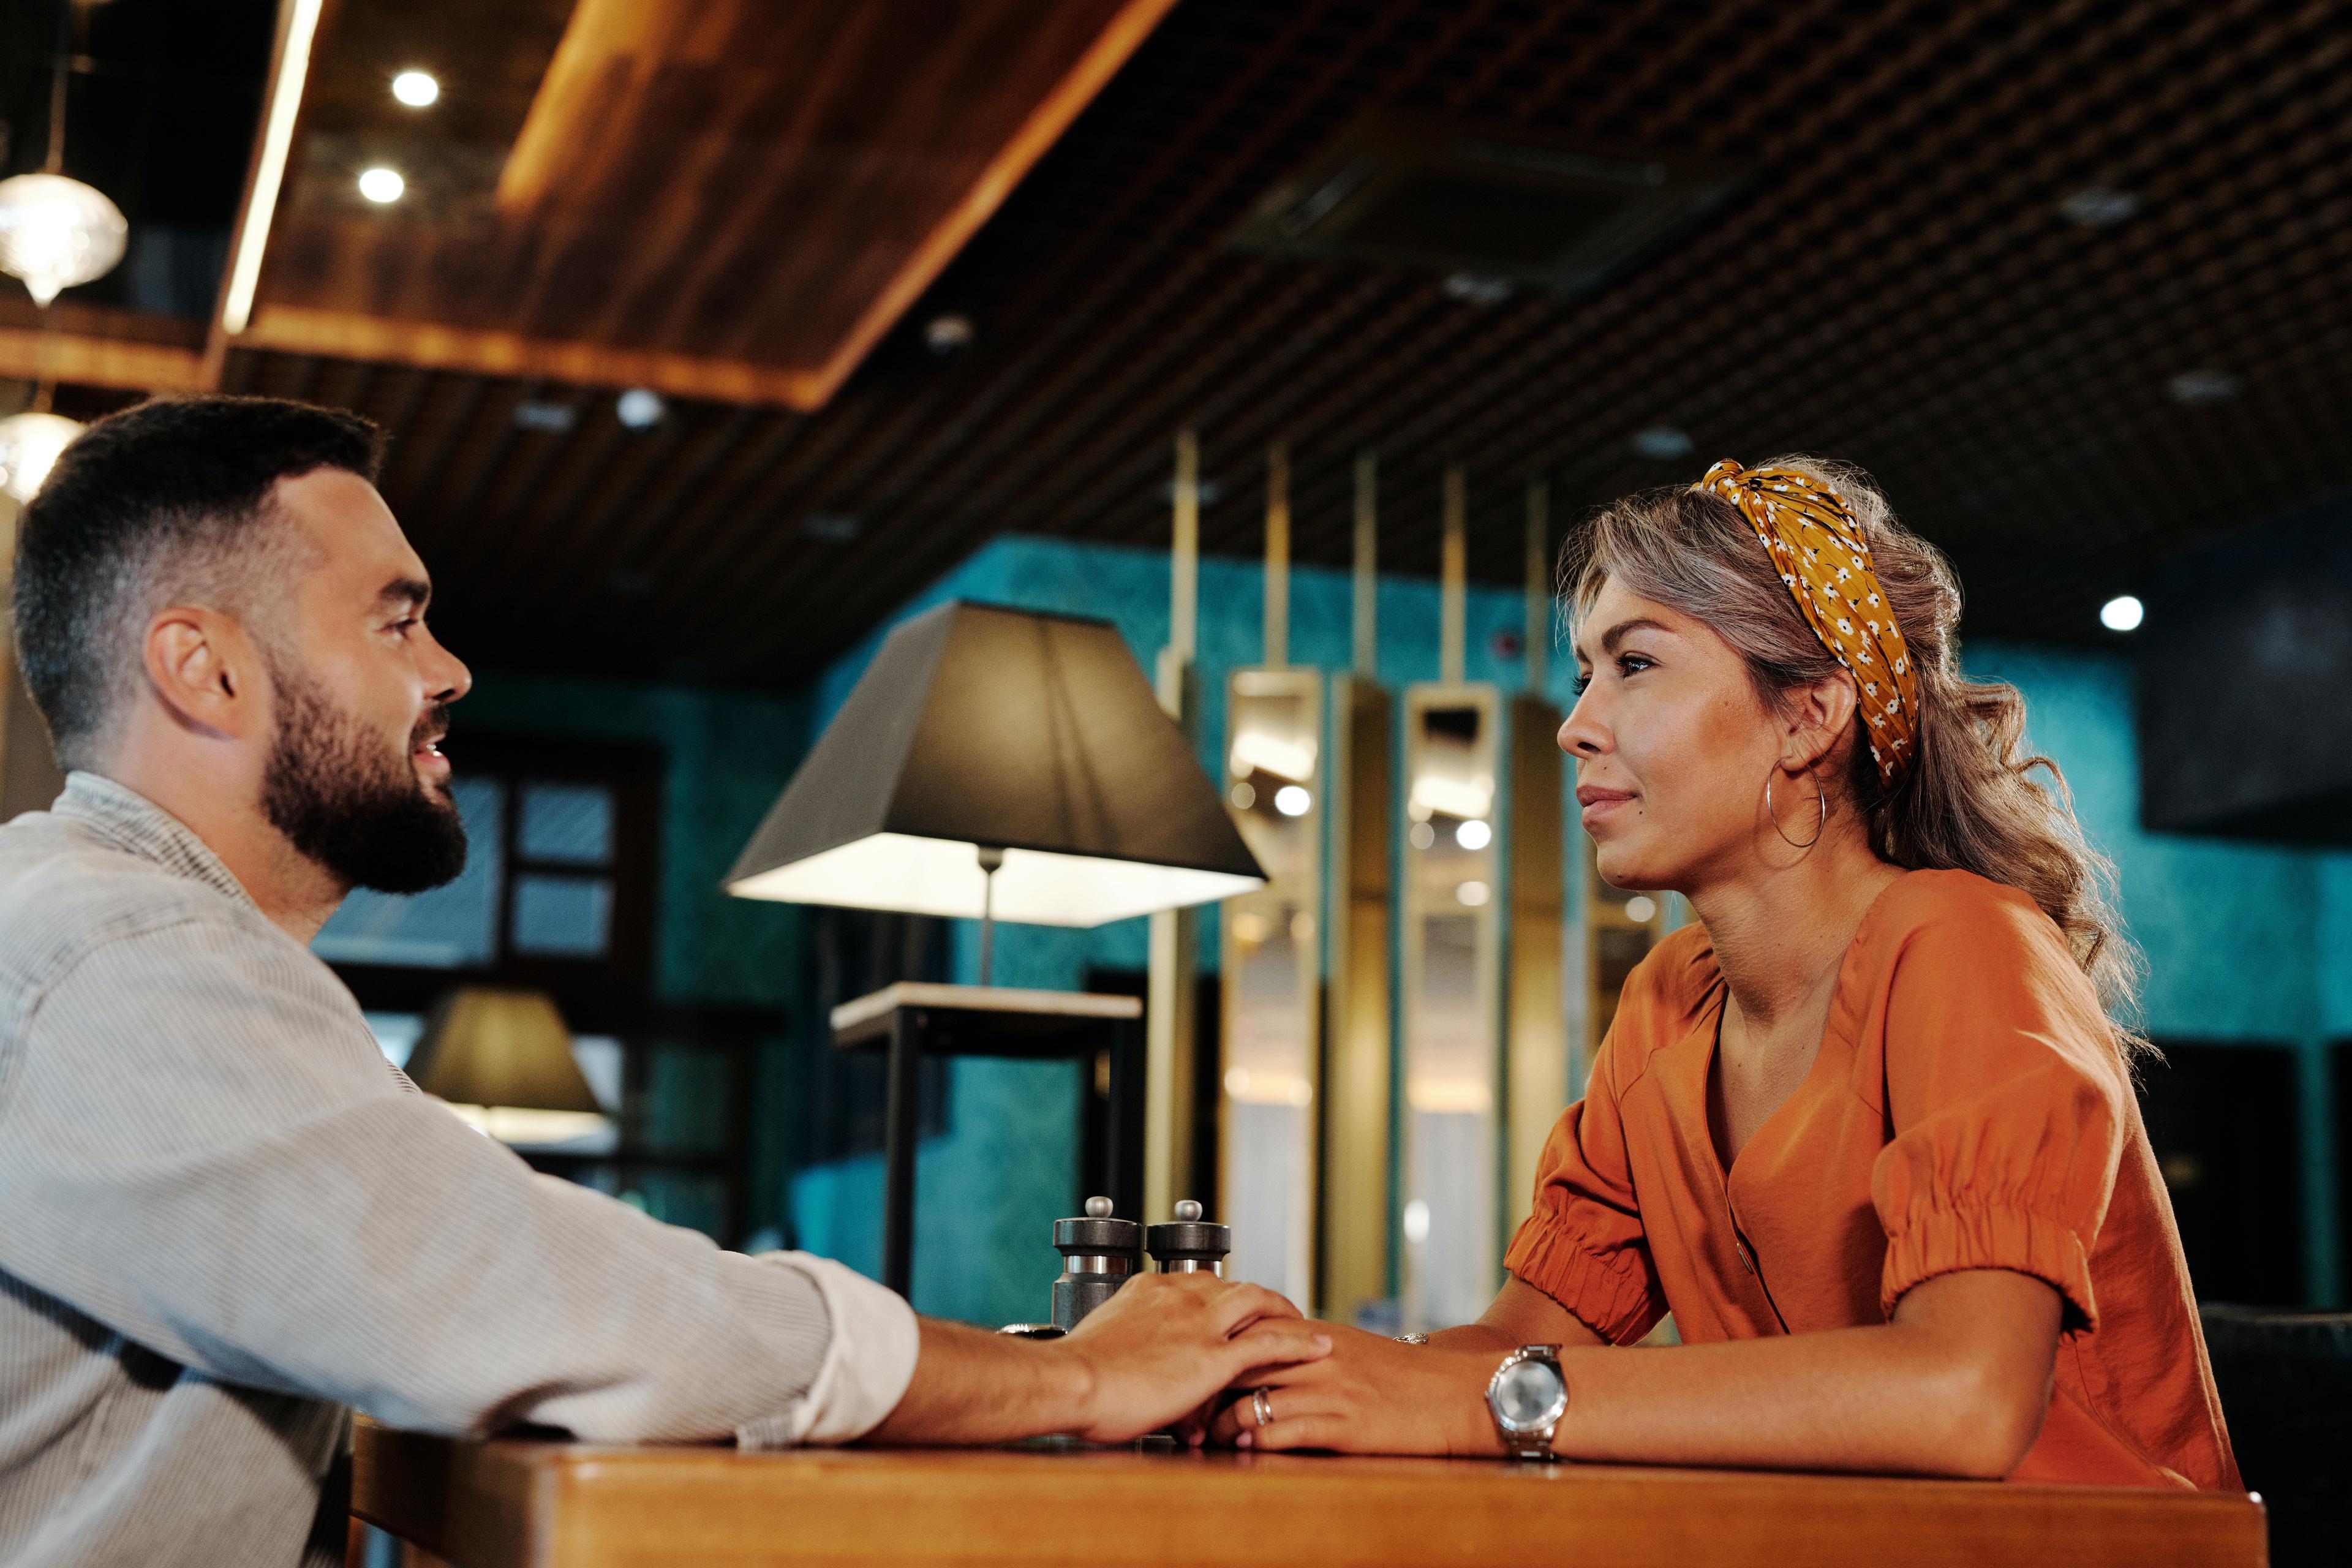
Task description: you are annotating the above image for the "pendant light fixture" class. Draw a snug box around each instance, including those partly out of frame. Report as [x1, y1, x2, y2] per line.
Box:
[0, 1, 128, 308]
[0, 401, 82, 503]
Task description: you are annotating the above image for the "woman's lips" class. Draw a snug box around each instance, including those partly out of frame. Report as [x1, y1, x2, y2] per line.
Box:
[1576, 783, 1635, 827]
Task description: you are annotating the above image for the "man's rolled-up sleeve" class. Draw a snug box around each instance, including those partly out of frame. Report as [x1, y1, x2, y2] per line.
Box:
[0, 912, 916, 1445]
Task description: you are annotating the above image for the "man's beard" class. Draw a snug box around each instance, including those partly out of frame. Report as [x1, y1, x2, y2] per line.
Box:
[259, 663, 467, 895]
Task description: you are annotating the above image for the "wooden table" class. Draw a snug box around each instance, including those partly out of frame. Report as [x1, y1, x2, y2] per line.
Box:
[352, 1423, 2269, 1568]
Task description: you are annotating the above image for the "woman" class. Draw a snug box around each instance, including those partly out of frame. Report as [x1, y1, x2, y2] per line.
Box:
[1212, 458, 2237, 1487]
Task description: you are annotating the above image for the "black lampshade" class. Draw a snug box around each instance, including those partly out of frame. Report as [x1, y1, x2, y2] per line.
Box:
[725, 601, 1264, 927]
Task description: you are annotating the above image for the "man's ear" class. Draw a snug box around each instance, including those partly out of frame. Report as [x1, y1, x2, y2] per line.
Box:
[1777, 671, 1858, 775]
[142, 606, 270, 741]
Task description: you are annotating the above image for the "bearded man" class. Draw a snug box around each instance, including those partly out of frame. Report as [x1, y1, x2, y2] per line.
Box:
[0, 397, 1323, 1567]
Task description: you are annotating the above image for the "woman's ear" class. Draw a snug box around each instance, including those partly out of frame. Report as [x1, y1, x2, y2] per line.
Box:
[1777, 671, 1859, 774]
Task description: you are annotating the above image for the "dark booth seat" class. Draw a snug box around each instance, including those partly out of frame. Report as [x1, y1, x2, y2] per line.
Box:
[2198, 1305, 2352, 1568]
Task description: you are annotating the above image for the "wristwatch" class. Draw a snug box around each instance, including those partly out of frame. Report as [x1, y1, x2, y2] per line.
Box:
[1485, 1344, 1567, 1461]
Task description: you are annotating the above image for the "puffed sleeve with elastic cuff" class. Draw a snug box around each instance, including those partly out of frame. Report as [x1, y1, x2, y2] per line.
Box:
[1868, 881, 2126, 1332]
[1503, 1020, 1668, 1345]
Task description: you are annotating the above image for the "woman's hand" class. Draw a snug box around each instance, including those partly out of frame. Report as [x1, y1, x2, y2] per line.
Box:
[1052, 1273, 1333, 1445]
[1205, 1324, 1506, 1455]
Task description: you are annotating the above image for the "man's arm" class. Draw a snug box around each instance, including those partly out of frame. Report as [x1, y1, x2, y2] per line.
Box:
[0, 914, 1325, 1449]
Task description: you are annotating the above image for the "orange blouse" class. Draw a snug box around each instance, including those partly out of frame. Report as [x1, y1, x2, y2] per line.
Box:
[1505, 869, 2239, 1489]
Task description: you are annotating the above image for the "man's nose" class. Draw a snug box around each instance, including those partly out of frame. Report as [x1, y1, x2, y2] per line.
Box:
[423, 628, 472, 704]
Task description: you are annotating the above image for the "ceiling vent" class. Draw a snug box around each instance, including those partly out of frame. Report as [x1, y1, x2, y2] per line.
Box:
[1230, 113, 1744, 294]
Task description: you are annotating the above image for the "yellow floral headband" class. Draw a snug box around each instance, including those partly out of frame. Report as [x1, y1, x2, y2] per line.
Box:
[1694, 459, 1918, 786]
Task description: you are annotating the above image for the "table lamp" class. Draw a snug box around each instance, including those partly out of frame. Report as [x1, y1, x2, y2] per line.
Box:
[724, 599, 1264, 973]
[723, 600, 1264, 1292]
[408, 986, 609, 1146]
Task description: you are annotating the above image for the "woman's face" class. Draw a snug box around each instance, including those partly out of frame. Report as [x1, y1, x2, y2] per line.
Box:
[1561, 576, 1789, 892]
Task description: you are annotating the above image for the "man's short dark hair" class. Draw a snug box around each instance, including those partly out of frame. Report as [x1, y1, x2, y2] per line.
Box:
[13, 396, 384, 767]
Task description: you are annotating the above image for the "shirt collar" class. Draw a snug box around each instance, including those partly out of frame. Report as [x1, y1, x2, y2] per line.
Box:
[52, 771, 261, 911]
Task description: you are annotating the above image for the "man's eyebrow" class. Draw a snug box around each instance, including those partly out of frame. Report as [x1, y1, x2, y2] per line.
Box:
[1572, 616, 1674, 662]
[375, 577, 432, 612]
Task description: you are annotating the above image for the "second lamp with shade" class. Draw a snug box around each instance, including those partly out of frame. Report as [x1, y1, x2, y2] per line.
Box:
[406, 986, 609, 1147]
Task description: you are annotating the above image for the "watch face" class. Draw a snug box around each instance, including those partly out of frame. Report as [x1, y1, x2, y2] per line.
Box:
[1494, 1357, 1567, 1431]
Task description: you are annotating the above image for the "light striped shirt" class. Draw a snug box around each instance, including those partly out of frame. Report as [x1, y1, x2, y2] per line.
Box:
[0, 772, 919, 1567]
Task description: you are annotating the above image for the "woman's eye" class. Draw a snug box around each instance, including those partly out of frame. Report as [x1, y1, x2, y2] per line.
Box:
[1571, 671, 1592, 696]
[1616, 652, 1655, 676]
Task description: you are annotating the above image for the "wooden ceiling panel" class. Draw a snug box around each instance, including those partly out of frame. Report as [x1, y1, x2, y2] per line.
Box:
[241, 0, 1180, 409]
[192, 0, 2352, 692]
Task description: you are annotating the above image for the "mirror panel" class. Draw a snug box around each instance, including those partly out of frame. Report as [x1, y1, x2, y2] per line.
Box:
[1400, 684, 1501, 1330]
[1219, 668, 1324, 1306]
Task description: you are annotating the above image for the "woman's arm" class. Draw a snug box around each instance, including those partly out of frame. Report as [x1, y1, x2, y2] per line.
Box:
[1426, 1275, 1607, 1355]
[1214, 1268, 2061, 1478]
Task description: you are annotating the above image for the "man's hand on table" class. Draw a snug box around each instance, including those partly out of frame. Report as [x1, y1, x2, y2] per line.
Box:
[865, 1274, 1330, 1447]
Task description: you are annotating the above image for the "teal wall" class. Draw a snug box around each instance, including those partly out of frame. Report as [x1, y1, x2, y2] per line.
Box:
[786, 536, 2352, 1320]
[455, 674, 814, 1243]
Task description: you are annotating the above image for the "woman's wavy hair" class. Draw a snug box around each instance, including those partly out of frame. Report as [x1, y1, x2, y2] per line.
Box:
[1561, 455, 2147, 1063]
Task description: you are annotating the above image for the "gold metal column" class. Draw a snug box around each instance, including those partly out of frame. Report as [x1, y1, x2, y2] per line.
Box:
[1504, 478, 1567, 1235]
[1322, 450, 1390, 1322]
[1218, 440, 1322, 1305]
[1439, 464, 1466, 686]
[1146, 429, 1202, 1223]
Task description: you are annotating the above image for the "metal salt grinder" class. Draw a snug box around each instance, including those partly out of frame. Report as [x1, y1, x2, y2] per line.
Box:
[1145, 1199, 1230, 1275]
[1050, 1196, 1141, 1332]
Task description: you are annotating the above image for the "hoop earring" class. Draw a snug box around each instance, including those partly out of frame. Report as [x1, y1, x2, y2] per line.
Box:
[1765, 767, 1826, 850]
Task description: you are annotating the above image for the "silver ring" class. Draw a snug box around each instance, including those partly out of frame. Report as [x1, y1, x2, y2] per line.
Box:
[1251, 1387, 1274, 1428]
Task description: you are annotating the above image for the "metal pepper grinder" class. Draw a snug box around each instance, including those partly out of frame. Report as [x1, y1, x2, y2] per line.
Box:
[1050, 1196, 1141, 1331]
[1145, 1199, 1230, 1274]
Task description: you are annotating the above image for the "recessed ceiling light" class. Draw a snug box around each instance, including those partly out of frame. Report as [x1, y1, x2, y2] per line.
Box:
[1273, 785, 1312, 818]
[2168, 369, 2239, 405]
[1631, 425, 1694, 460]
[391, 70, 439, 108]
[2059, 184, 2138, 227]
[356, 167, 404, 204]
[1454, 818, 1491, 850]
[923, 313, 974, 354]
[1443, 271, 1512, 305]
[2100, 594, 2144, 633]
[512, 399, 577, 432]
[614, 387, 665, 429]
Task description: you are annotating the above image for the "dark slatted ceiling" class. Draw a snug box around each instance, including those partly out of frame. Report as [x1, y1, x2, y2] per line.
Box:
[221, 0, 2352, 687]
